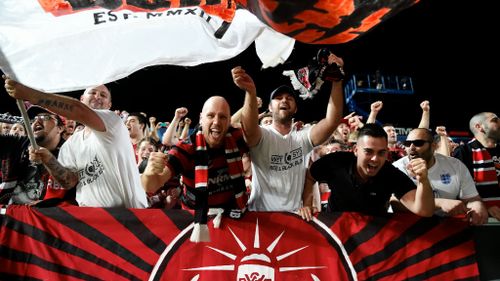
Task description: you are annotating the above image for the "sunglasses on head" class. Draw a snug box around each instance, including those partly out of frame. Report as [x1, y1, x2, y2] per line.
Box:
[403, 139, 430, 147]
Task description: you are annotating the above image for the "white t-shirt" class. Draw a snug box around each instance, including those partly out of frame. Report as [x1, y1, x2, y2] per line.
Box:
[393, 153, 479, 213]
[58, 110, 148, 208]
[248, 125, 314, 211]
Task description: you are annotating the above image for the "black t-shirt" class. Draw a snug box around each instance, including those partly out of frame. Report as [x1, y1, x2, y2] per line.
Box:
[0, 135, 30, 183]
[0, 135, 73, 204]
[310, 152, 416, 215]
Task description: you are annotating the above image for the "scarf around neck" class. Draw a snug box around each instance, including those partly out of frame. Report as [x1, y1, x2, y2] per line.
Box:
[193, 127, 247, 226]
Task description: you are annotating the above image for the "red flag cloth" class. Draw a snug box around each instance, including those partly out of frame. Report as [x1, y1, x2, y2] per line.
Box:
[0, 206, 479, 280]
[240, 0, 420, 44]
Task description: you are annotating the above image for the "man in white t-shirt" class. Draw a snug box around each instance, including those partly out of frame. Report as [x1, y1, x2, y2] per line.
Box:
[3, 79, 148, 208]
[393, 128, 487, 225]
[231, 52, 344, 219]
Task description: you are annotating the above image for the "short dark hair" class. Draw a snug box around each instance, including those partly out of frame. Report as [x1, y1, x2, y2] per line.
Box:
[357, 123, 387, 141]
[137, 137, 159, 150]
[259, 112, 272, 121]
[128, 112, 147, 126]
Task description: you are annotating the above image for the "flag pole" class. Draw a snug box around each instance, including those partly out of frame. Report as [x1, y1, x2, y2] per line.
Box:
[16, 99, 39, 150]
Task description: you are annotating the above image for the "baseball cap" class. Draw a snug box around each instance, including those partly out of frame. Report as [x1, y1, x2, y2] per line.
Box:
[269, 85, 297, 101]
[27, 105, 65, 126]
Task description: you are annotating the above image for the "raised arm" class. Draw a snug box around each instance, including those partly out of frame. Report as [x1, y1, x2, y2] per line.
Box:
[418, 100, 430, 129]
[232, 66, 261, 147]
[366, 101, 383, 124]
[162, 107, 187, 146]
[179, 117, 191, 141]
[231, 96, 262, 128]
[148, 116, 160, 142]
[4, 76, 106, 132]
[435, 126, 451, 156]
[309, 54, 344, 146]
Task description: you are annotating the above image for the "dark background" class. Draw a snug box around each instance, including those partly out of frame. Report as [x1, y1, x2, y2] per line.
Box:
[1, 0, 498, 134]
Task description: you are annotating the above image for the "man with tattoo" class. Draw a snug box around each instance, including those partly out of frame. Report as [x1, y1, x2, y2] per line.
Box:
[3, 76, 148, 208]
[0, 106, 75, 205]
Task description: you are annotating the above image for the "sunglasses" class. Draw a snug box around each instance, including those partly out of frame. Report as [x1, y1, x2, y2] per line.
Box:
[31, 114, 56, 123]
[403, 139, 430, 147]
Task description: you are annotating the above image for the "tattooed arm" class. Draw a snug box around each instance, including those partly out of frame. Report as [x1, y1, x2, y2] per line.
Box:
[3, 76, 106, 132]
[29, 146, 79, 189]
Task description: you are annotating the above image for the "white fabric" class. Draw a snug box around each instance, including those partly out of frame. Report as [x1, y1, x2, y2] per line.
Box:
[254, 27, 295, 69]
[248, 125, 314, 211]
[0, 2, 294, 92]
[393, 153, 479, 214]
[58, 110, 148, 208]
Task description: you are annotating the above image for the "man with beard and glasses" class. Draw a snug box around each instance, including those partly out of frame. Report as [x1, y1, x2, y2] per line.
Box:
[393, 128, 488, 225]
[3, 78, 148, 208]
[308, 124, 435, 217]
[0, 106, 75, 205]
[453, 112, 500, 220]
[232, 52, 344, 221]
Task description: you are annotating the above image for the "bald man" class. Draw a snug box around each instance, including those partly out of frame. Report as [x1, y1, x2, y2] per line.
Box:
[453, 112, 500, 220]
[142, 96, 249, 241]
[3, 78, 148, 208]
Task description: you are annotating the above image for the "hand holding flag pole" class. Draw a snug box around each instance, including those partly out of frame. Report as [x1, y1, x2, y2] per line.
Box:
[3, 74, 39, 150]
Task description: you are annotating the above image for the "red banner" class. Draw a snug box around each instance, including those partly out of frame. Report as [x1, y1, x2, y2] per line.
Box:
[0, 205, 478, 280]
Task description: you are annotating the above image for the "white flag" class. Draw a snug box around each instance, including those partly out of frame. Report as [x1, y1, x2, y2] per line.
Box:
[0, 1, 294, 93]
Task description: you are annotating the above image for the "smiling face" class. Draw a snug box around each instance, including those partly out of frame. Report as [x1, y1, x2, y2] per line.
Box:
[81, 85, 112, 110]
[354, 135, 388, 181]
[137, 140, 156, 161]
[200, 96, 231, 148]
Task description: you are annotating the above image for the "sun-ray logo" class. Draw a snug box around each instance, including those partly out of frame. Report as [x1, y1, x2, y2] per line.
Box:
[184, 219, 325, 281]
[150, 212, 357, 281]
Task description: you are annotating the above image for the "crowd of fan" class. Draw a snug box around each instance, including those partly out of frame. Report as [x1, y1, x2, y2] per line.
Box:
[1, 53, 499, 242]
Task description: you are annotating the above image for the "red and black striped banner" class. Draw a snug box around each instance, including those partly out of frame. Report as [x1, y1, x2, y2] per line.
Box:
[0, 205, 479, 280]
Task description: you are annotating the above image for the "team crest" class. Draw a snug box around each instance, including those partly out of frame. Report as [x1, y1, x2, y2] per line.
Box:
[150, 212, 356, 280]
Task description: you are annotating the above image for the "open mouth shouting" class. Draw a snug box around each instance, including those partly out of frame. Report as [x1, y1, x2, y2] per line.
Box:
[32, 122, 44, 134]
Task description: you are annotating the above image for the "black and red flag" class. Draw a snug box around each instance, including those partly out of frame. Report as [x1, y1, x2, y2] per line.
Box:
[0, 205, 479, 280]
